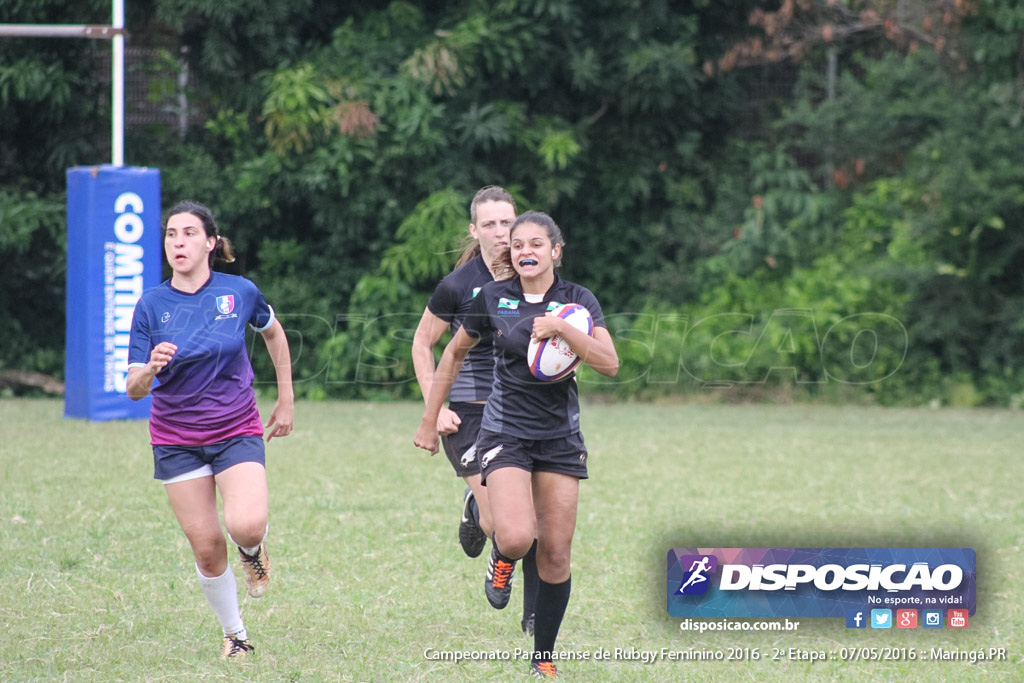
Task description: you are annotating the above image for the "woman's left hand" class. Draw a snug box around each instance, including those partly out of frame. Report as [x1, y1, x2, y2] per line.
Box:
[531, 311, 564, 340]
[265, 400, 294, 442]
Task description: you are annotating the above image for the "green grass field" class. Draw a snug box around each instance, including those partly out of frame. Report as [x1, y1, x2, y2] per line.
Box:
[1, 399, 1022, 681]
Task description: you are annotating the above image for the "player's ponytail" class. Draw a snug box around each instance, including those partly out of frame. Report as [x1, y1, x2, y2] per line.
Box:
[213, 235, 236, 264]
[453, 239, 481, 269]
[491, 248, 515, 281]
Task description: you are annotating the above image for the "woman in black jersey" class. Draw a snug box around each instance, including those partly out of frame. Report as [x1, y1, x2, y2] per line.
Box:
[415, 211, 618, 680]
[411, 186, 539, 635]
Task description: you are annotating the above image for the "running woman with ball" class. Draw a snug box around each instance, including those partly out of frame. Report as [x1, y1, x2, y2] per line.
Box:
[127, 200, 294, 659]
[415, 211, 618, 679]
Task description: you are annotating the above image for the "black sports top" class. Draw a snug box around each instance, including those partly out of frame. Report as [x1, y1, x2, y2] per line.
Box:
[426, 254, 495, 402]
[463, 273, 605, 439]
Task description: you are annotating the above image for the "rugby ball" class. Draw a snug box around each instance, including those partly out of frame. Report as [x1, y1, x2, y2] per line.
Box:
[527, 303, 594, 381]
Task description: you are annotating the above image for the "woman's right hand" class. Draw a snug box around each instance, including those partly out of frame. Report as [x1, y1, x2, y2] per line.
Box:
[148, 342, 177, 373]
[414, 420, 440, 456]
[127, 341, 177, 401]
[436, 405, 462, 436]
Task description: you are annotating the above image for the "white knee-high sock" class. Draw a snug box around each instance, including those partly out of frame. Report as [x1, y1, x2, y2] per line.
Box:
[196, 565, 246, 638]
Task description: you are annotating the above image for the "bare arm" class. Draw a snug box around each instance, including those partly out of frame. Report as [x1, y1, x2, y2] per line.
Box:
[411, 307, 462, 434]
[260, 319, 294, 441]
[413, 327, 479, 455]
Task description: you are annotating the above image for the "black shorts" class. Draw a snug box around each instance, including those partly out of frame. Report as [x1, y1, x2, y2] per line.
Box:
[475, 428, 589, 484]
[441, 402, 484, 478]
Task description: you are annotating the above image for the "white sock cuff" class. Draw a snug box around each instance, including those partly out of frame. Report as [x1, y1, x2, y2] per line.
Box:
[230, 525, 269, 556]
[196, 564, 232, 583]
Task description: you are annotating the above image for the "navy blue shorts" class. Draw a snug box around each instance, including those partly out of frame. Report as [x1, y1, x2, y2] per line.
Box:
[441, 402, 484, 478]
[153, 436, 265, 482]
[475, 429, 589, 484]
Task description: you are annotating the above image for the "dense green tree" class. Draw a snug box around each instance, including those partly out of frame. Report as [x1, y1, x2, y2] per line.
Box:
[143, 0, 757, 396]
[691, 0, 1024, 405]
[2, 0, 1021, 406]
[0, 0, 112, 379]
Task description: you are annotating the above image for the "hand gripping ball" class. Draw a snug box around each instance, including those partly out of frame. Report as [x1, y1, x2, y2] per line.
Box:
[527, 303, 594, 381]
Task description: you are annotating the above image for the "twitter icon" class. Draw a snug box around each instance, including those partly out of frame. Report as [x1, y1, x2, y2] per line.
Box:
[871, 609, 892, 629]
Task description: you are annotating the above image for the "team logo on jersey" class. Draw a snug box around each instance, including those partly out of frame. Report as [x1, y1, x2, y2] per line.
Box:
[547, 301, 564, 311]
[472, 287, 482, 298]
[497, 298, 520, 316]
[216, 295, 235, 315]
[160, 311, 171, 323]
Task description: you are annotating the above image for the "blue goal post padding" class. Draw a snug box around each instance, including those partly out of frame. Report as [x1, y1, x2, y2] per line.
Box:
[65, 165, 161, 421]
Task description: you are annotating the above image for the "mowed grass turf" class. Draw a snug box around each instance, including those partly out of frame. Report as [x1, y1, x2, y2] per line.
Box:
[1, 398, 1022, 681]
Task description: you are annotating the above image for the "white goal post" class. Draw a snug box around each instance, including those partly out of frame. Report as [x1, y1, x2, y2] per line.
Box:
[0, 0, 126, 166]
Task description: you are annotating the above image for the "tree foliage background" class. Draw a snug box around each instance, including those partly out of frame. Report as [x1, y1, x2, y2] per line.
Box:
[2, 0, 1022, 406]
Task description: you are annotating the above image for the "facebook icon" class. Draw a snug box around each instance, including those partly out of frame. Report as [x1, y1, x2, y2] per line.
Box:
[845, 609, 867, 629]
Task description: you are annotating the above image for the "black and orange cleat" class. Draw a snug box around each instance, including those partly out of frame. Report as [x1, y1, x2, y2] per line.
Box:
[530, 660, 558, 679]
[485, 544, 516, 609]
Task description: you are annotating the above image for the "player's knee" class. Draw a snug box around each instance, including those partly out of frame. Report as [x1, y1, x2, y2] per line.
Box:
[537, 542, 572, 576]
[195, 557, 226, 577]
[225, 518, 268, 549]
[191, 541, 228, 575]
[494, 528, 534, 559]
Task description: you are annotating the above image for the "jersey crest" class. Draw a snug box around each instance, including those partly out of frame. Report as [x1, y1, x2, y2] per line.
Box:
[216, 295, 235, 315]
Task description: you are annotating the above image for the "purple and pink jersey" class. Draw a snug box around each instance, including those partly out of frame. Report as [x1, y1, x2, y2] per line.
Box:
[128, 272, 275, 446]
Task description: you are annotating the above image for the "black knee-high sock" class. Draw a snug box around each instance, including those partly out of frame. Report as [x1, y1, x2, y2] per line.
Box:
[533, 575, 571, 662]
[522, 540, 538, 616]
[468, 492, 481, 527]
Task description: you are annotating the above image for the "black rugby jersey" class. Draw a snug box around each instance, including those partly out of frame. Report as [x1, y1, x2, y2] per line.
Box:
[463, 273, 606, 439]
[426, 254, 495, 402]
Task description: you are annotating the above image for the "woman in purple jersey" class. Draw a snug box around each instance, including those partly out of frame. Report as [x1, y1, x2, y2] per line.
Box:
[415, 211, 618, 679]
[127, 200, 293, 659]
[412, 186, 539, 635]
